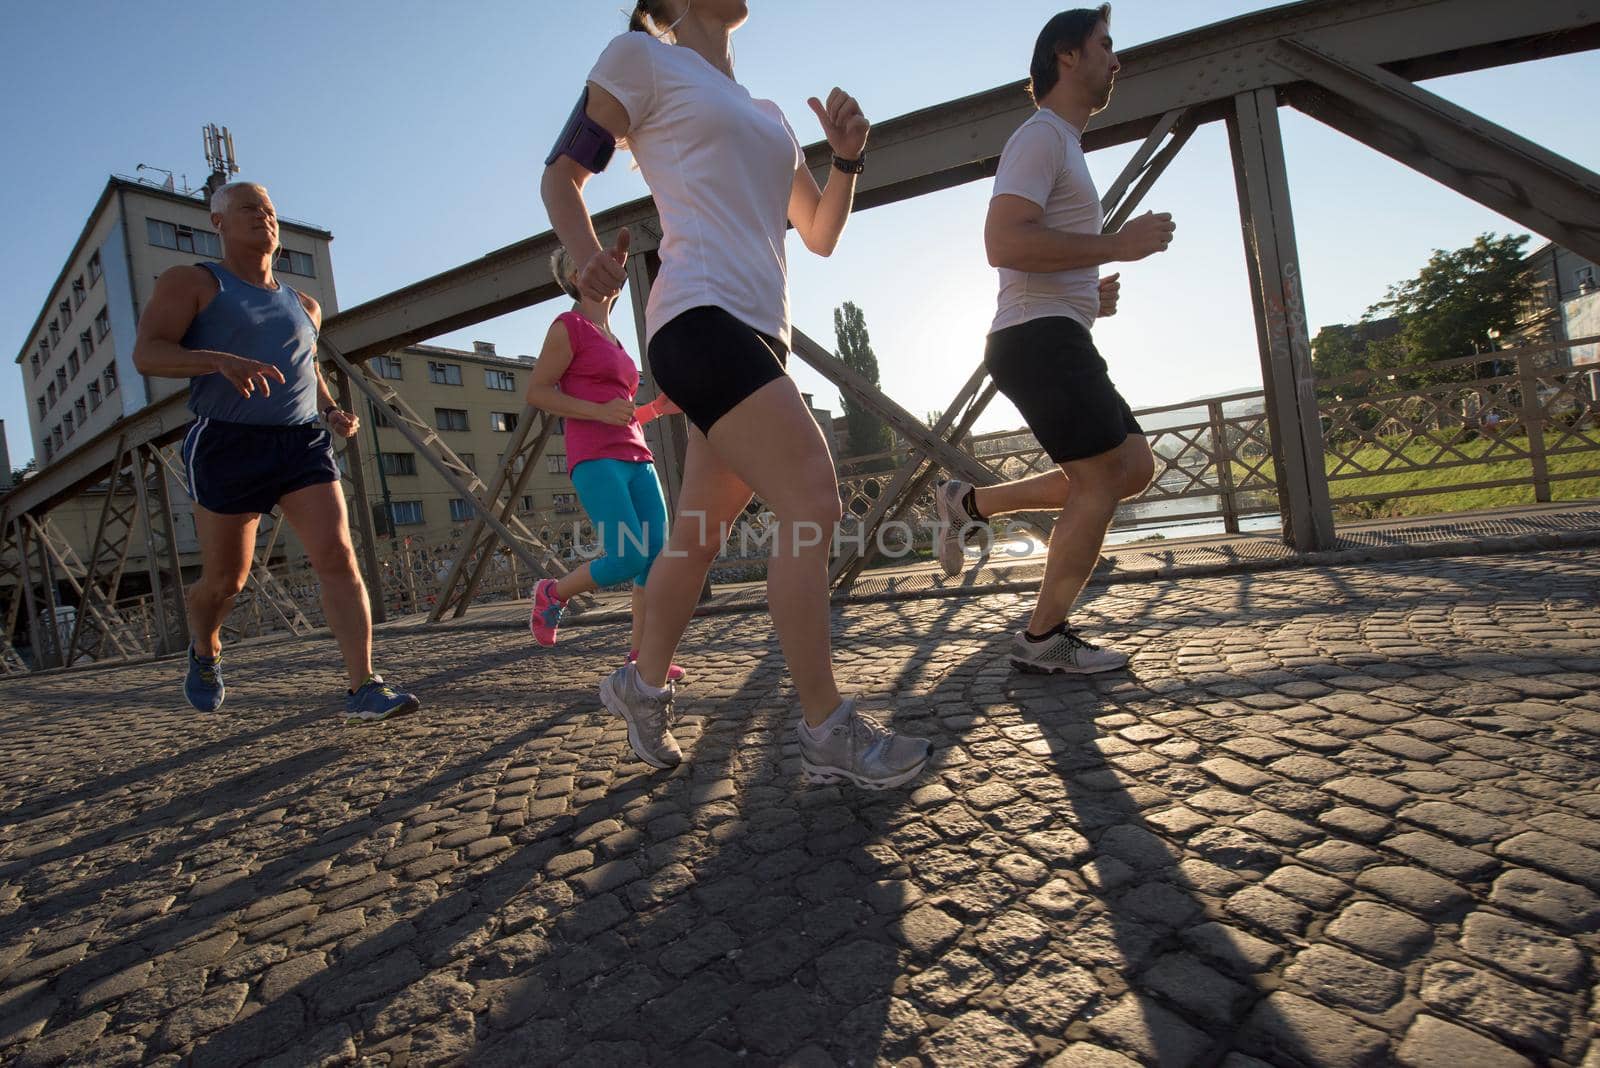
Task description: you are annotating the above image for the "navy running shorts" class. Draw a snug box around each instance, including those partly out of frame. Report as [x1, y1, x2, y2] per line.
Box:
[648, 306, 790, 435]
[984, 315, 1144, 464]
[181, 417, 340, 515]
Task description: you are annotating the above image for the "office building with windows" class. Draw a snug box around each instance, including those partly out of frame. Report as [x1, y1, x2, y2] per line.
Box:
[12, 174, 337, 469]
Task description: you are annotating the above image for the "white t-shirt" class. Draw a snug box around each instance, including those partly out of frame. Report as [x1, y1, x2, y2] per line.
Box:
[989, 108, 1103, 334]
[588, 33, 802, 347]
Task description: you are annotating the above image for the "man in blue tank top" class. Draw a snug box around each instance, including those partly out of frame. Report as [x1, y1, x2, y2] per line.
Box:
[132, 181, 419, 724]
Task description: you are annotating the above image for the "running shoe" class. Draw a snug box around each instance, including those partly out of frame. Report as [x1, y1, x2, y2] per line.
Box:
[600, 664, 682, 769]
[798, 698, 932, 790]
[529, 578, 565, 647]
[933, 479, 980, 578]
[184, 645, 226, 712]
[1009, 627, 1129, 675]
[629, 650, 686, 684]
[346, 675, 420, 724]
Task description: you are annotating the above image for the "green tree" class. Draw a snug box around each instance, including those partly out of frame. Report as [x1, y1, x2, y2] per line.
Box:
[1365, 232, 1534, 383]
[833, 301, 893, 459]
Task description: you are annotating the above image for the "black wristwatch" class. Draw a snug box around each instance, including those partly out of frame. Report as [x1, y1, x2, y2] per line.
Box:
[322, 405, 340, 420]
[831, 153, 866, 175]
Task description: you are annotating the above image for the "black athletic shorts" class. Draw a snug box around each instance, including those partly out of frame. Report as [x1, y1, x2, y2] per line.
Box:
[182, 417, 339, 515]
[648, 306, 790, 435]
[984, 315, 1143, 464]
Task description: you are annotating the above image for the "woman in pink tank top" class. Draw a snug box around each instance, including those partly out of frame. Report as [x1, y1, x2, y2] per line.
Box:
[524, 246, 685, 682]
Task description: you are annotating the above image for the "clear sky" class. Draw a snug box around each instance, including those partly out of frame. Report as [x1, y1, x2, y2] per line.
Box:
[3, 1, 1597, 469]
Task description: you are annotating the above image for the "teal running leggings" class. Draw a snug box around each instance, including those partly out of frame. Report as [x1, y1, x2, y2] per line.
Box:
[570, 458, 668, 587]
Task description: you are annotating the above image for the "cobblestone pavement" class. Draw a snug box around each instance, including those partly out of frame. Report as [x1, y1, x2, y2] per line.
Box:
[2, 550, 1599, 1067]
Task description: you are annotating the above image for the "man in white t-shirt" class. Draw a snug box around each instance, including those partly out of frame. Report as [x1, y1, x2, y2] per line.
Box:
[933, 4, 1177, 675]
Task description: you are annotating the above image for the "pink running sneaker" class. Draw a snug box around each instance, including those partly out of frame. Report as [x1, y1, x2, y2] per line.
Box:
[629, 650, 686, 683]
[529, 579, 566, 647]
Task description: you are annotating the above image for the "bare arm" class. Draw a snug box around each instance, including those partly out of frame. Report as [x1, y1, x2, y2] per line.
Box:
[524, 321, 634, 426]
[131, 267, 286, 398]
[788, 88, 869, 257]
[986, 195, 1174, 272]
[540, 83, 633, 301]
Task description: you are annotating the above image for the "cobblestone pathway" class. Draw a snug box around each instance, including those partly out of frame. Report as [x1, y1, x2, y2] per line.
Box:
[1, 550, 1598, 1067]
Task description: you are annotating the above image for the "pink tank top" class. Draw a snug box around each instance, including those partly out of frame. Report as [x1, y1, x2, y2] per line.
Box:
[556, 311, 653, 469]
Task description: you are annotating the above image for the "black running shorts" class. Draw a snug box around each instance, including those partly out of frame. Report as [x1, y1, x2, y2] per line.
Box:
[182, 417, 339, 515]
[648, 306, 790, 435]
[984, 315, 1143, 464]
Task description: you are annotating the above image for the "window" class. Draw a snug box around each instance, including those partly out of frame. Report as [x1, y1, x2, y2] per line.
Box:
[372, 355, 403, 380]
[146, 218, 223, 257]
[547, 453, 568, 474]
[87, 252, 102, 284]
[56, 368, 68, 393]
[520, 495, 535, 513]
[428, 362, 462, 386]
[52, 427, 63, 451]
[67, 350, 80, 378]
[80, 329, 93, 358]
[72, 278, 85, 307]
[30, 353, 39, 378]
[554, 417, 565, 435]
[60, 300, 72, 327]
[41, 438, 52, 463]
[491, 411, 519, 433]
[485, 368, 516, 391]
[553, 492, 578, 514]
[88, 382, 101, 410]
[459, 452, 476, 472]
[104, 364, 118, 393]
[275, 248, 316, 276]
[379, 452, 417, 476]
[435, 408, 469, 431]
[47, 383, 57, 407]
[75, 397, 87, 423]
[36, 397, 46, 419]
[389, 500, 424, 526]
[95, 308, 110, 340]
[448, 499, 474, 522]
[368, 404, 392, 428]
[64, 412, 74, 439]
[49, 320, 60, 346]
[1579, 265, 1597, 292]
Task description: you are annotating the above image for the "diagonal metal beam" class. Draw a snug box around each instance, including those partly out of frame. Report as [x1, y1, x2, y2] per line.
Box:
[1100, 108, 1188, 220]
[1104, 111, 1200, 233]
[1275, 37, 1600, 265]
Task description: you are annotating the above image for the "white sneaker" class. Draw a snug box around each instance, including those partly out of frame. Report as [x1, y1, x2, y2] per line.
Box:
[1009, 628, 1130, 675]
[798, 699, 932, 790]
[934, 479, 982, 578]
[600, 665, 683, 769]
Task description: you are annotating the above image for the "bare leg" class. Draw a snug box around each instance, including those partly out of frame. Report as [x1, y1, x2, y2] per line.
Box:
[187, 507, 260, 658]
[1028, 436, 1155, 634]
[637, 433, 754, 688]
[704, 378, 845, 726]
[277, 481, 372, 690]
[555, 562, 597, 603]
[972, 469, 1071, 517]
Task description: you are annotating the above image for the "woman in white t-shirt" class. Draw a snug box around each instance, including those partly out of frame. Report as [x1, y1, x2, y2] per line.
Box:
[541, 0, 931, 790]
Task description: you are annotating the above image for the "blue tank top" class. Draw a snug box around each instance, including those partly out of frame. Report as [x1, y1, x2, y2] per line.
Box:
[184, 262, 320, 425]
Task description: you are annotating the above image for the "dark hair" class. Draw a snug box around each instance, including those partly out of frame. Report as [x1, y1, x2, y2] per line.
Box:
[629, 0, 669, 34]
[1027, 5, 1111, 102]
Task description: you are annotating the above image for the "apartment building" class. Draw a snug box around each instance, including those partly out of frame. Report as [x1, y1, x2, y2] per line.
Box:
[352, 341, 583, 553]
[13, 174, 337, 470]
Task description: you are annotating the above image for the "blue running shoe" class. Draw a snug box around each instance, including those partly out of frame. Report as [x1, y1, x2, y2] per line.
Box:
[184, 645, 226, 712]
[345, 675, 420, 725]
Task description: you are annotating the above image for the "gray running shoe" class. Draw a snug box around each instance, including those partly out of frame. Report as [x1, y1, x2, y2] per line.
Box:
[798, 699, 932, 790]
[1010, 628, 1130, 675]
[600, 665, 683, 769]
[934, 479, 981, 578]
